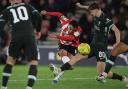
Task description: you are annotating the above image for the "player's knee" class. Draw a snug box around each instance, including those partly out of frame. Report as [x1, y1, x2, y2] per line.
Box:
[59, 49, 68, 57]
[6, 56, 16, 65]
[29, 60, 38, 65]
[107, 71, 113, 78]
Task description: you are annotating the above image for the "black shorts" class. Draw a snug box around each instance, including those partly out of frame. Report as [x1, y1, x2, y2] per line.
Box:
[9, 35, 38, 61]
[58, 44, 77, 56]
[88, 43, 109, 62]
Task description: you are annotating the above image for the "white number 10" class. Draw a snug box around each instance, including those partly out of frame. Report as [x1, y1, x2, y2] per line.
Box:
[10, 6, 29, 23]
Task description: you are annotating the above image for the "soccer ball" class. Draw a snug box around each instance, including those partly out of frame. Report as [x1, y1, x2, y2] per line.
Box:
[77, 43, 91, 56]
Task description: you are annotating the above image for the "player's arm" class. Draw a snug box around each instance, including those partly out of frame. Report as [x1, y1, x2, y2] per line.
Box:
[27, 4, 42, 39]
[28, 4, 42, 32]
[76, 2, 89, 10]
[106, 18, 120, 47]
[41, 10, 63, 17]
[41, 10, 69, 21]
[57, 30, 81, 41]
[49, 27, 82, 41]
[32, 11, 42, 39]
[41, 10, 70, 25]
[48, 34, 75, 41]
[0, 11, 8, 32]
[57, 27, 82, 41]
[111, 25, 120, 46]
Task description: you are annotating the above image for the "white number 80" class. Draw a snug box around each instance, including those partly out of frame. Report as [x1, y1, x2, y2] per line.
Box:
[99, 51, 106, 58]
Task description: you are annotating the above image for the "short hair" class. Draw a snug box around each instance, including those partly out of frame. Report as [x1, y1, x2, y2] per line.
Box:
[69, 20, 79, 28]
[88, 2, 100, 10]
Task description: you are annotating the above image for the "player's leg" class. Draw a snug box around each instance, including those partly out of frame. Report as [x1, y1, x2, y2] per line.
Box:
[107, 71, 126, 82]
[95, 50, 107, 83]
[96, 62, 124, 82]
[50, 45, 75, 77]
[103, 42, 128, 76]
[96, 49, 124, 83]
[58, 49, 70, 64]
[24, 36, 38, 89]
[1, 56, 16, 89]
[59, 43, 90, 71]
[57, 43, 91, 72]
[51, 49, 73, 76]
[103, 42, 128, 86]
[97, 42, 128, 86]
[27, 60, 38, 89]
[58, 44, 77, 64]
[51, 53, 87, 85]
[1, 38, 20, 89]
[96, 62, 105, 75]
[60, 53, 87, 71]
[50, 45, 78, 84]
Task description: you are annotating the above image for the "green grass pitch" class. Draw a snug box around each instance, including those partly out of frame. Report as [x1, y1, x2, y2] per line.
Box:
[0, 65, 128, 89]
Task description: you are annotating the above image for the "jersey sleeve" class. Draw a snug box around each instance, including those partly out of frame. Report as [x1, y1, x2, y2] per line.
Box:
[27, 4, 42, 32]
[0, 10, 8, 32]
[46, 12, 70, 25]
[106, 18, 114, 30]
[27, 4, 39, 15]
[46, 12, 63, 17]
[34, 13, 42, 32]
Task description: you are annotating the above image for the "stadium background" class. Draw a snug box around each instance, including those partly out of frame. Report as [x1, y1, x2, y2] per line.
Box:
[0, 0, 128, 66]
[0, 0, 128, 89]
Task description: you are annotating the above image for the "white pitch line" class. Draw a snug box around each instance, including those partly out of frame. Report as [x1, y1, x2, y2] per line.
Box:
[8, 78, 95, 82]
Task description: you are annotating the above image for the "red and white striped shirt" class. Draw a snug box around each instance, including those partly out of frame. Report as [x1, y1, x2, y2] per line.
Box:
[46, 12, 82, 47]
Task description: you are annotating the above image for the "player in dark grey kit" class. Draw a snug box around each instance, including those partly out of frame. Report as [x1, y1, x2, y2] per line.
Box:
[49, 2, 128, 85]
[0, 0, 41, 89]
[76, 2, 128, 86]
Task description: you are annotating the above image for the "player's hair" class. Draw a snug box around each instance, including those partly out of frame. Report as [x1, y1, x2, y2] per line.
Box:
[88, 2, 100, 10]
[69, 20, 79, 28]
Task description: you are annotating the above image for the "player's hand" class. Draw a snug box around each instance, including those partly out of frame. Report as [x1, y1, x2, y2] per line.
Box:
[48, 34, 58, 39]
[35, 32, 41, 40]
[40, 10, 47, 15]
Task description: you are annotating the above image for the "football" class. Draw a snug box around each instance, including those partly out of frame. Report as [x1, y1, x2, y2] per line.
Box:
[77, 43, 91, 56]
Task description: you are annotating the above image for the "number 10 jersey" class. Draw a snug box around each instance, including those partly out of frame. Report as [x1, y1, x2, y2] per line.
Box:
[0, 3, 40, 38]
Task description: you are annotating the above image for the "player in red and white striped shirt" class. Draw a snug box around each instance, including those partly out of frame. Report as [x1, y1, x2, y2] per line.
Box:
[41, 10, 82, 64]
[41, 10, 82, 83]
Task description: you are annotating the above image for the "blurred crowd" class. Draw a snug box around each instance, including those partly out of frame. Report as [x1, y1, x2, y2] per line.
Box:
[0, 0, 128, 48]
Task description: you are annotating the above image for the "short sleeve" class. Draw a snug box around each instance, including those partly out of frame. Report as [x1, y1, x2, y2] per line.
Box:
[27, 4, 42, 32]
[106, 18, 114, 30]
[27, 4, 38, 14]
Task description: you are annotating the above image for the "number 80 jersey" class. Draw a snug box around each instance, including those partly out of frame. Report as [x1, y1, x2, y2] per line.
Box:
[0, 3, 41, 37]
